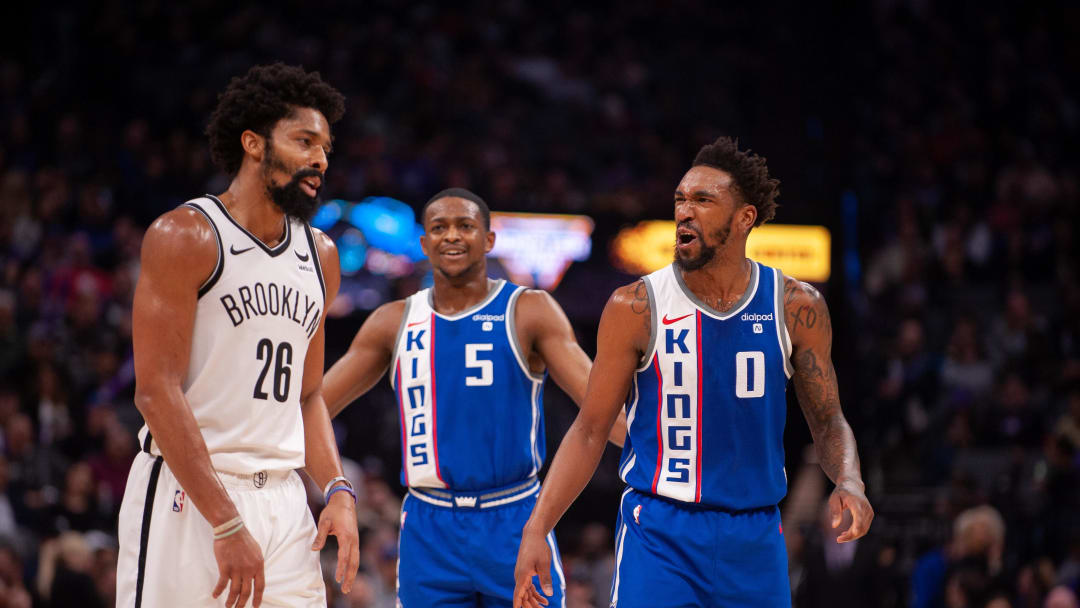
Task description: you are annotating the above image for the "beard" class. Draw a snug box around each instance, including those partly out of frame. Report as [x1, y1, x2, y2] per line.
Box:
[674, 221, 731, 271]
[262, 145, 322, 222]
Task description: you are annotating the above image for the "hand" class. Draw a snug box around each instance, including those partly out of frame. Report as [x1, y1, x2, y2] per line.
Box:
[212, 526, 265, 608]
[829, 479, 874, 543]
[513, 526, 553, 608]
[312, 492, 360, 594]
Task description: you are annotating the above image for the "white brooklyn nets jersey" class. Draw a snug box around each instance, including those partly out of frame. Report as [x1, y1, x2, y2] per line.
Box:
[137, 194, 325, 474]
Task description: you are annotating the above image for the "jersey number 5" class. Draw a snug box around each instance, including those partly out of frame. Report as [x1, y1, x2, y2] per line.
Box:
[254, 338, 293, 402]
[465, 343, 493, 386]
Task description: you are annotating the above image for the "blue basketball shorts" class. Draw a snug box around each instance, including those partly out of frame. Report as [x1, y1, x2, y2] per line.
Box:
[608, 487, 790, 608]
[397, 479, 566, 607]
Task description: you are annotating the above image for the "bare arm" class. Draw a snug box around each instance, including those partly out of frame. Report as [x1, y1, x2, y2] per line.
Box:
[784, 276, 873, 542]
[322, 300, 403, 418]
[299, 229, 347, 492]
[134, 208, 266, 606]
[514, 281, 649, 607]
[300, 229, 359, 593]
[132, 208, 239, 527]
[515, 290, 627, 447]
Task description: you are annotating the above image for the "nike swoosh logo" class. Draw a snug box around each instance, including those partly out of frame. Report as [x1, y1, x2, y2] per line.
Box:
[407, 320, 426, 327]
[230, 245, 255, 255]
[295, 251, 310, 262]
[662, 313, 693, 325]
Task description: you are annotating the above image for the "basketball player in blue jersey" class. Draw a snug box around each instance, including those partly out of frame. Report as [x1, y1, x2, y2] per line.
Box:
[515, 137, 874, 608]
[117, 64, 359, 608]
[322, 188, 626, 607]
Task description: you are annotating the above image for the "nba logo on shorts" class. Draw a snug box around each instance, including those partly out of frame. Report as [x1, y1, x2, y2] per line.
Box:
[633, 504, 642, 524]
[253, 471, 267, 488]
[753, 323, 763, 334]
[172, 490, 185, 512]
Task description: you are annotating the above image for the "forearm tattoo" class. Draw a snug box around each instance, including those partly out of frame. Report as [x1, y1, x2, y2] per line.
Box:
[785, 278, 860, 486]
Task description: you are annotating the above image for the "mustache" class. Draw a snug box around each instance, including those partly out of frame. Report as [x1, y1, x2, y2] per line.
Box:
[677, 220, 703, 236]
[289, 168, 324, 184]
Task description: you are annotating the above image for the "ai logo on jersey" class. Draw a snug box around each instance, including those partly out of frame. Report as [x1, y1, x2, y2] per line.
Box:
[253, 471, 267, 488]
[172, 490, 185, 513]
[482, 321, 493, 331]
[633, 504, 642, 524]
[753, 323, 763, 334]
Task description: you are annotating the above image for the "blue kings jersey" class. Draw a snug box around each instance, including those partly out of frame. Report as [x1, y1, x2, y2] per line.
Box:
[618, 261, 794, 510]
[389, 280, 547, 491]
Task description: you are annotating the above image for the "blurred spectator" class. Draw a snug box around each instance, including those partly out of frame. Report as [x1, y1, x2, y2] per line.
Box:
[912, 505, 1006, 608]
[795, 502, 903, 607]
[35, 531, 106, 608]
[1045, 586, 1079, 608]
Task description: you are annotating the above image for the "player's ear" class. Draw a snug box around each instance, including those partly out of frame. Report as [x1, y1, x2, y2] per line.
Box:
[420, 232, 430, 257]
[241, 130, 266, 163]
[484, 229, 495, 254]
[739, 203, 758, 233]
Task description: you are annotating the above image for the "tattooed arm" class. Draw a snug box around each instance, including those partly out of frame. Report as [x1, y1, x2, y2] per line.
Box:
[784, 276, 873, 543]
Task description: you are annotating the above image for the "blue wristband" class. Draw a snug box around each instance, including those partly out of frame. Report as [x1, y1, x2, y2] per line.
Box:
[326, 484, 357, 504]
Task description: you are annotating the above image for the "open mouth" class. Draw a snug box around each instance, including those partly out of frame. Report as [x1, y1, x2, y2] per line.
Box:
[676, 228, 699, 248]
[441, 249, 466, 259]
[300, 177, 321, 197]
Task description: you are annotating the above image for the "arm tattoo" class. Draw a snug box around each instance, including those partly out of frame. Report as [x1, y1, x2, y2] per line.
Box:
[630, 280, 651, 334]
[787, 278, 860, 486]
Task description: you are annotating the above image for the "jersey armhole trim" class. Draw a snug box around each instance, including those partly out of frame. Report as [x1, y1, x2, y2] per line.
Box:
[773, 268, 795, 378]
[506, 287, 545, 383]
[302, 223, 326, 303]
[388, 298, 413, 390]
[635, 276, 658, 372]
[183, 202, 224, 298]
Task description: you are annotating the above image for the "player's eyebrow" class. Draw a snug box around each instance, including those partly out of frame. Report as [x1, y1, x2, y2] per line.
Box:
[428, 215, 479, 224]
[674, 189, 717, 199]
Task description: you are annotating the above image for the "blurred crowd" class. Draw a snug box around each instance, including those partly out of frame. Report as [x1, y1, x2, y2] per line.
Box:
[1, 1, 1078, 606]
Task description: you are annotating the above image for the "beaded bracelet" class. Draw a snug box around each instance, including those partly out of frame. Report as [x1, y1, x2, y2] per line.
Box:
[325, 484, 357, 504]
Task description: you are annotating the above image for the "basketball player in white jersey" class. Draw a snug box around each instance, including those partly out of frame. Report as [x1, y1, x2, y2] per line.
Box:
[116, 64, 359, 608]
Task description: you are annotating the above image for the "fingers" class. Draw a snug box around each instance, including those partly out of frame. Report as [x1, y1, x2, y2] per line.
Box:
[311, 516, 330, 551]
[514, 579, 547, 608]
[212, 571, 228, 599]
[252, 567, 265, 608]
[836, 494, 875, 543]
[225, 574, 242, 608]
[828, 491, 843, 528]
[530, 581, 550, 606]
[340, 534, 360, 594]
[235, 574, 253, 608]
[537, 568, 554, 597]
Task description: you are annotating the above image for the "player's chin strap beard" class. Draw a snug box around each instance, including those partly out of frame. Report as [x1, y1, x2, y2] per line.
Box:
[266, 168, 322, 222]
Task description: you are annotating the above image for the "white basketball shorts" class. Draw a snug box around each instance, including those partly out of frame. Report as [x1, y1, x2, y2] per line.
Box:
[116, 452, 325, 607]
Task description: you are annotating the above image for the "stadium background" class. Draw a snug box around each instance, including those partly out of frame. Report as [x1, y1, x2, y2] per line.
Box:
[1, 1, 1079, 606]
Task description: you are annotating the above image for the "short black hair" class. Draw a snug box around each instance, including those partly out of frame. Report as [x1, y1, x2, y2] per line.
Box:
[421, 188, 491, 230]
[692, 136, 780, 226]
[206, 63, 346, 175]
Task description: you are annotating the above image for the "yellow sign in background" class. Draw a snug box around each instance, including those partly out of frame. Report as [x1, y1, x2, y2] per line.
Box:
[610, 221, 831, 282]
